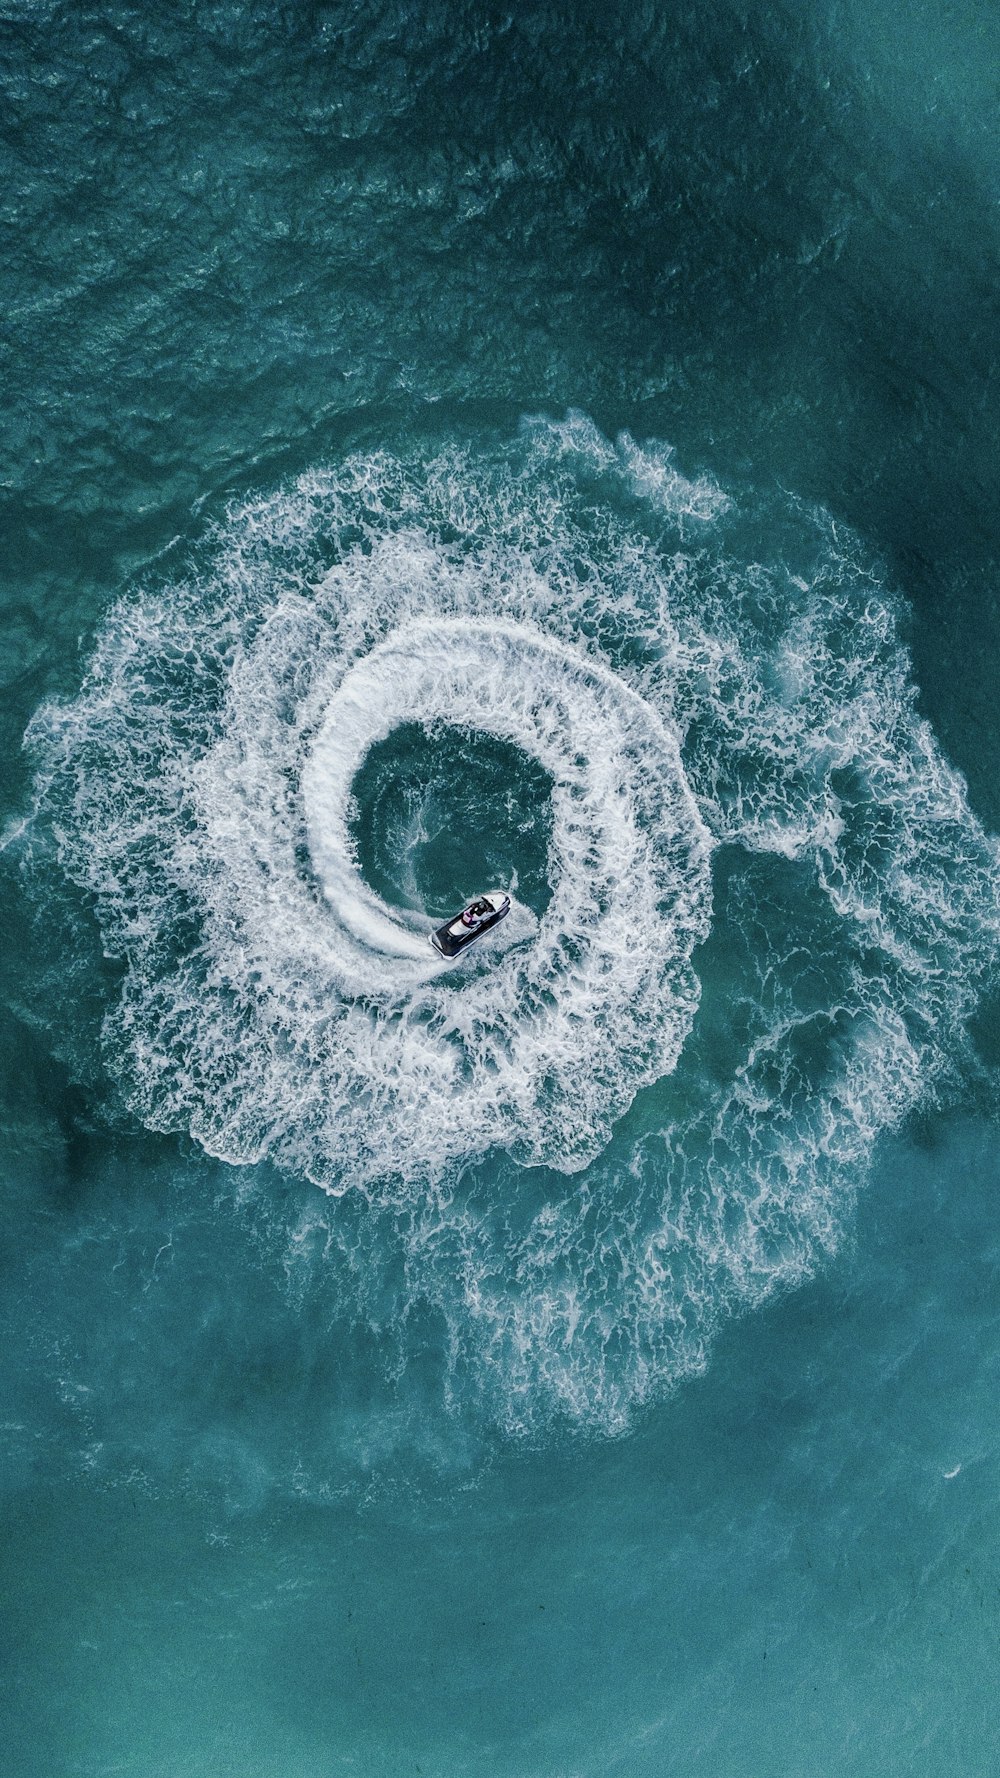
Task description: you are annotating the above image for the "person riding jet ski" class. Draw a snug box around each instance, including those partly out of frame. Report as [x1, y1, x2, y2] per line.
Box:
[430, 891, 511, 958]
[461, 896, 494, 929]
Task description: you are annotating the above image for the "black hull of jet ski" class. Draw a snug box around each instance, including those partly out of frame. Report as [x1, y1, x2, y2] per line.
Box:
[430, 894, 511, 958]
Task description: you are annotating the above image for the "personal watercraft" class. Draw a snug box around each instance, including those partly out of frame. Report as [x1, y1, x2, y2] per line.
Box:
[430, 892, 511, 958]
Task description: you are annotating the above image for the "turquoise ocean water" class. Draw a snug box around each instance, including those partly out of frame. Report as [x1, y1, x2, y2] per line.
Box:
[3, 3, 1000, 1772]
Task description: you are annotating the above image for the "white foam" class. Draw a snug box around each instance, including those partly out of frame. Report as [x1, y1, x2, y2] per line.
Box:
[19, 419, 1000, 1434]
[178, 563, 713, 1179]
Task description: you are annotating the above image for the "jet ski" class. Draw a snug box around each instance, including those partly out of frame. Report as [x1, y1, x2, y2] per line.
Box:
[430, 892, 511, 959]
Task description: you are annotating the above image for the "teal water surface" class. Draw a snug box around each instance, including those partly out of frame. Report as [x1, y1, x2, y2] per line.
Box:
[3, 3, 1000, 1774]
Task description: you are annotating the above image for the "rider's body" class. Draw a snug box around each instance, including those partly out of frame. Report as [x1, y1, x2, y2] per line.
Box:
[460, 896, 493, 929]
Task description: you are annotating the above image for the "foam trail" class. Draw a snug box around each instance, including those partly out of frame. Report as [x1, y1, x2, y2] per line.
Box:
[18, 419, 1000, 1433]
[301, 615, 708, 998]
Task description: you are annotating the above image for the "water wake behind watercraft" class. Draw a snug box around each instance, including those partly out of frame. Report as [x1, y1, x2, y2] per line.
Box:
[19, 414, 1000, 1430]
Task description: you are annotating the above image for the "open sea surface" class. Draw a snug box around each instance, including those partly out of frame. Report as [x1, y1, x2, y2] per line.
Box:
[2, 3, 1000, 1773]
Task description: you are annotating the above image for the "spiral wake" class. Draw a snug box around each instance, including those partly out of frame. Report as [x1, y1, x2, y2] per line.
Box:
[21, 415, 1000, 1429]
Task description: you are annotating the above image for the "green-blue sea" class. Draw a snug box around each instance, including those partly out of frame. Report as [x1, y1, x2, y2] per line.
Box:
[3, 3, 1000, 1773]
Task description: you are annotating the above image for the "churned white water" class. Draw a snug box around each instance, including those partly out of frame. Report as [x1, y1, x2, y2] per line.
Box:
[20, 415, 1000, 1430]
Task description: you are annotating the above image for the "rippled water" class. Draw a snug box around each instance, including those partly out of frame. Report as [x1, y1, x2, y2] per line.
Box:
[3, 3, 1000, 1774]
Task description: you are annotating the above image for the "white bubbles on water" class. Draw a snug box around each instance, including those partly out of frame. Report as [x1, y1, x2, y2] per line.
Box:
[300, 610, 711, 1178]
[47, 514, 713, 1186]
[19, 414, 1000, 1436]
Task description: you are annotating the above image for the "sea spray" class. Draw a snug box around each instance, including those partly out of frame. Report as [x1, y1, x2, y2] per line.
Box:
[17, 415, 1000, 1433]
